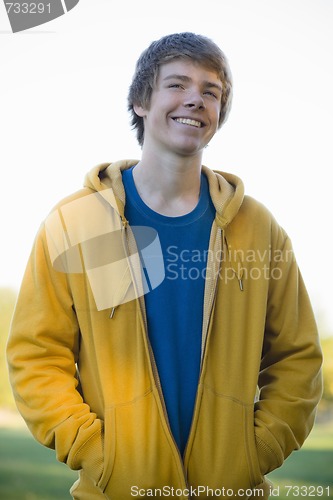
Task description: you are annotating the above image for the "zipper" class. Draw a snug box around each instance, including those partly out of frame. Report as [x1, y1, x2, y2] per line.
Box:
[199, 226, 223, 365]
[139, 304, 190, 490]
[120, 216, 190, 493]
[183, 226, 244, 464]
[183, 228, 222, 464]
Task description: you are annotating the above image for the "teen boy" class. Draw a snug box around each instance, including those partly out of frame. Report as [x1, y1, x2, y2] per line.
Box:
[7, 32, 322, 499]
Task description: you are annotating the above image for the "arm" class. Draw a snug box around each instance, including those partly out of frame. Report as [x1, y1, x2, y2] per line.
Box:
[6, 223, 104, 484]
[255, 228, 323, 475]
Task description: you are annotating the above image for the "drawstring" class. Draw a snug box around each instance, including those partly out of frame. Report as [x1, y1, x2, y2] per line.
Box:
[223, 233, 244, 292]
[120, 215, 129, 228]
[109, 214, 130, 320]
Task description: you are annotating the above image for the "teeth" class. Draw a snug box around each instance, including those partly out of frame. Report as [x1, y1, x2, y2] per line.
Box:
[175, 118, 202, 128]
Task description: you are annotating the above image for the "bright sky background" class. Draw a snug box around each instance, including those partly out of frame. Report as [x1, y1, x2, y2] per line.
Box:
[1, 0, 332, 332]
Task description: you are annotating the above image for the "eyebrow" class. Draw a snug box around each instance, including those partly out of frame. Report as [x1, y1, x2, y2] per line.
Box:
[163, 74, 223, 93]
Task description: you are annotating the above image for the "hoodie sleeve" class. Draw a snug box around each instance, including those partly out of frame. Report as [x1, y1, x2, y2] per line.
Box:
[254, 224, 323, 476]
[6, 222, 104, 485]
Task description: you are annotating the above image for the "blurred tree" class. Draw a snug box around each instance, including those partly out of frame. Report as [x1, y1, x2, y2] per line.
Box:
[0, 288, 17, 408]
[316, 313, 333, 418]
[321, 337, 333, 403]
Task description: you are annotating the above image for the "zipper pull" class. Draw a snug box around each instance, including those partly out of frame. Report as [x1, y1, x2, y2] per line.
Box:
[110, 307, 116, 319]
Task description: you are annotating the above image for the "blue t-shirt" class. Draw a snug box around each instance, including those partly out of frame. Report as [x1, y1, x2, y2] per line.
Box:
[122, 166, 215, 455]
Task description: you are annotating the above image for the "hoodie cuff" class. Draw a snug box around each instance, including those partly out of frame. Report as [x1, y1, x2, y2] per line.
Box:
[70, 426, 104, 486]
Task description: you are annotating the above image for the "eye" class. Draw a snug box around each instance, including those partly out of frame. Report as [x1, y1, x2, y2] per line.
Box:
[168, 83, 184, 89]
[204, 90, 218, 99]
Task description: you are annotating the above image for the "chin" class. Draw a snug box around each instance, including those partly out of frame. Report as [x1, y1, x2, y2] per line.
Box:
[171, 139, 206, 156]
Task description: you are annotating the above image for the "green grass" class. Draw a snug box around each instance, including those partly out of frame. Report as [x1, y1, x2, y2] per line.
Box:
[0, 422, 332, 499]
[0, 427, 76, 499]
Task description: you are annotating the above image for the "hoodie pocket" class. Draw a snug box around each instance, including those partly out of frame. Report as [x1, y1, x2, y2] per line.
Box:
[103, 389, 186, 499]
[244, 405, 264, 487]
[186, 386, 264, 492]
[98, 406, 116, 493]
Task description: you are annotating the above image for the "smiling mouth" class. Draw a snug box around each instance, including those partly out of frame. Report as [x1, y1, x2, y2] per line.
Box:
[173, 117, 203, 128]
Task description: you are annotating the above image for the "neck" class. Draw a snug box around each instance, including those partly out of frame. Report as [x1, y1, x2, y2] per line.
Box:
[133, 152, 202, 217]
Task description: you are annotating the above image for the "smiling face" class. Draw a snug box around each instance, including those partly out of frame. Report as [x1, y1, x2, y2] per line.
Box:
[134, 59, 223, 160]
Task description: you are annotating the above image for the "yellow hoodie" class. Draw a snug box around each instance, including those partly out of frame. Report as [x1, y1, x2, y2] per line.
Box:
[7, 161, 322, 499]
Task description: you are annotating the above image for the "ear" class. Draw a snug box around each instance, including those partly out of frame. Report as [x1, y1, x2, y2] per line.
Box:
[133, 103, 147, 118]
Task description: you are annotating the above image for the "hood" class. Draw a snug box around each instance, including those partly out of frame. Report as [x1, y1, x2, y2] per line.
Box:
[84, 160, 138, 218]
[201, 166, 244, 229]
[84, 160, 245, 228]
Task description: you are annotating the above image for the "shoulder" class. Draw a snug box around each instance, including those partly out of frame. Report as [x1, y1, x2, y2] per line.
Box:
[229, 195, 289, 250]
[240, 195, 275, 223]
[48, 187, 95, 215]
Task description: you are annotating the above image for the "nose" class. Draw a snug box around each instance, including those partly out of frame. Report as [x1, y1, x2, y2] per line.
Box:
[184, 89, 205, 110]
